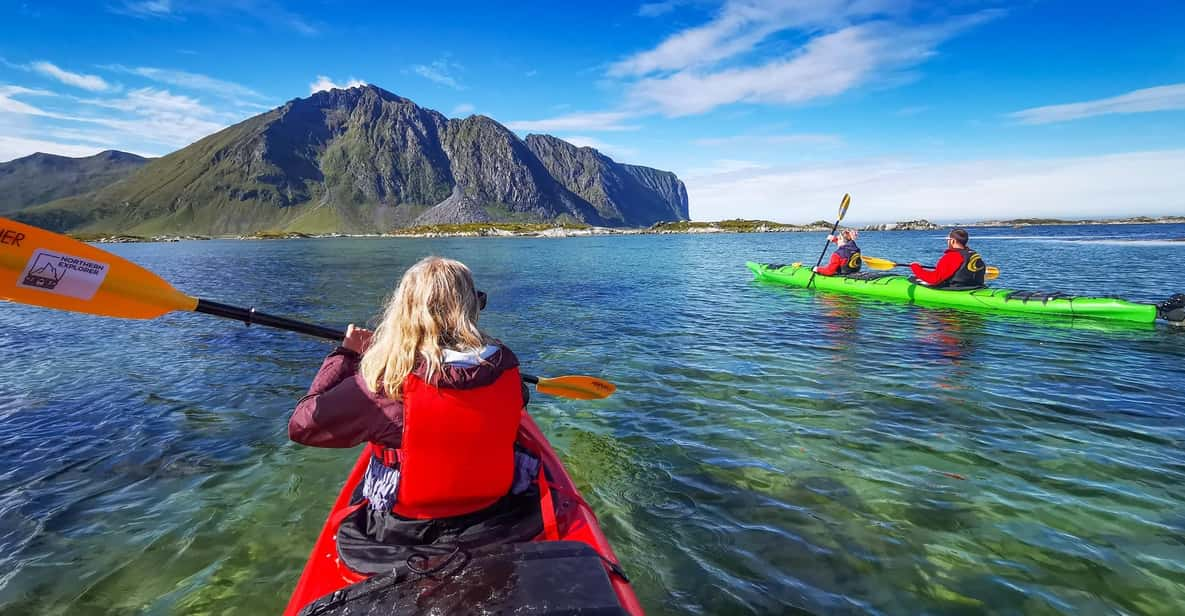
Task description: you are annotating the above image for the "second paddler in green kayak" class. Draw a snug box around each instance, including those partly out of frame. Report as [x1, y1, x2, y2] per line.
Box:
[909, 228, 989, 290]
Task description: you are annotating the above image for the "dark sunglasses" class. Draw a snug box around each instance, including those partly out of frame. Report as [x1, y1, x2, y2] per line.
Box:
[477, 290, 487, 311]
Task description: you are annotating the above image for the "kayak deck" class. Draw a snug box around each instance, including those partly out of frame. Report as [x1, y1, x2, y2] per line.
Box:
[746, 262, 1164, 324]
[283, 410, 642, 615]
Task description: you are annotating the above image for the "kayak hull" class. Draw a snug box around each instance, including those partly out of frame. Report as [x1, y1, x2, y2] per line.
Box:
[283, 410, 643, 615]
[746, 262, 1159, 324]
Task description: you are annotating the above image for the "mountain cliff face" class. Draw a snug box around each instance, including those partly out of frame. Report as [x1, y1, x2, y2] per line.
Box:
[16, 86, 688, 235]
[0, 150, 148, 214]
[524, 134, 688, 226]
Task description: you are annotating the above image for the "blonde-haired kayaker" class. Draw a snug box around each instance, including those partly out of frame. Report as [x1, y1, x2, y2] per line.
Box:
[289, 256, 540, 560]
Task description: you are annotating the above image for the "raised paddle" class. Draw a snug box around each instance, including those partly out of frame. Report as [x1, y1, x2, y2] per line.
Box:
[0, 217, 615, 400]
[862, 255, 1000, 280]
[805, 193, 851, 289]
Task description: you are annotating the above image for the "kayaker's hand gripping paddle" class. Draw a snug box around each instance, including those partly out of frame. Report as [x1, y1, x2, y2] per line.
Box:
[0, 216, 615, 400]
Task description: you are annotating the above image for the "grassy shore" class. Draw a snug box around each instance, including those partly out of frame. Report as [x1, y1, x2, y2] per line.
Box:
[69, 215, 1185, 243]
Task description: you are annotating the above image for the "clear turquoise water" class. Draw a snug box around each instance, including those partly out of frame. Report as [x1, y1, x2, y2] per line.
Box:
[0, 224, 1183, 615]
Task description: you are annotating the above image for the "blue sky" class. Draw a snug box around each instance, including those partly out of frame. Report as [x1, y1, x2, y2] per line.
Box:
[2, 0, 1183, 223]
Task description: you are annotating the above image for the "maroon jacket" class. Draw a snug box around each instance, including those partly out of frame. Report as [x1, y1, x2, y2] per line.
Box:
[289, 344, 523, 450]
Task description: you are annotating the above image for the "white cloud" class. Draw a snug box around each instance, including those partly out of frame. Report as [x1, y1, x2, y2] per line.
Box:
[506, 111, 639, 132]
[76, 88, 235, 148]
[0, 136, 107, 162]
[610, 0, 903, 77]
[82, 88, 208, 116]
[2, 80, 235, 151]
[310, 75, 367, 94]
[627, 15, 995, 116]
[604, 1, 999, 117]
[695, 133, 842, 147]
[0, 85, 60, 117]
[46, 127, 124, 147]
[450, 103, 476, 116]
[557, 135, 639, 160]
[683, 159, 771, 178]
[1010, 83, 1185, 125]
[104, 65, 263, 100]
[111, 1, 317, 35]
[637, 1, 683, 18]
[31, 61, 111, 92]
[686, 150, 1185, 222]
[116, 0, 173, 17]
[411, 58, 464, 90]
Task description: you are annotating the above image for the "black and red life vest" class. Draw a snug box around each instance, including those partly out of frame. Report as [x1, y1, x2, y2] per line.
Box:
[943, 248, 986, 289]
[835, 242, 862, 274]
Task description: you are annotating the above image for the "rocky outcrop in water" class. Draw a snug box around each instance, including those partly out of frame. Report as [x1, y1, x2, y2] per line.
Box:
[861, 220, 941, 231]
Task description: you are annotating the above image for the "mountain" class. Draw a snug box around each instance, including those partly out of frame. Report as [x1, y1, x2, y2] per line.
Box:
[0, 150, 148, 215]
[15, 86, 688, 235]
[524, 134, 688, 225]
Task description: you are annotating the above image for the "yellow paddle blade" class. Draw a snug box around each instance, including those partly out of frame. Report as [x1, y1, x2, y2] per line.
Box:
[0, 217, 198, 319]
[986, 266, 1000, 280]
[534, 375, 616, 400]
[861, 256, 897, 270]
[838, 193, 851, 221]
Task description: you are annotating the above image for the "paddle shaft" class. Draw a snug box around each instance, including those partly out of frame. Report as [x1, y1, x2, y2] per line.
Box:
[195, 299, 345, 340]
[194, 299, 543, 385]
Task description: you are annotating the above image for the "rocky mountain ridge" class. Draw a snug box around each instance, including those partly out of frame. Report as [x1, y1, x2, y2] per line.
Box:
[14, 86, 688, 235]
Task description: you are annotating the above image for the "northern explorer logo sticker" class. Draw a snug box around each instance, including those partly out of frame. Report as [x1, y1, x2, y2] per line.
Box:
[17, 249, 109, 300]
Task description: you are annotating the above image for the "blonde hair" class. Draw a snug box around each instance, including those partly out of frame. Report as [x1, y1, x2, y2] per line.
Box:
[359, 256, 493, 398]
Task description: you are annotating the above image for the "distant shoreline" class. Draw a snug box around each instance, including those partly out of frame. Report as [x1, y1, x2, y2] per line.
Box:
[964, 216, 1185, 228]
[74, 216, 1185, 243]
[76, 220, 836, 243]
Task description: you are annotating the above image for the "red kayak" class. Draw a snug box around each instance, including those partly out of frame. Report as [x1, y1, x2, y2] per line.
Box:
[283, 410, 644, 615]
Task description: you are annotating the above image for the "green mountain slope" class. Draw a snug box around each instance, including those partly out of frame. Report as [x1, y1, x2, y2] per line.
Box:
[16, 86, 688, 235]
[0, 150, 148, 214]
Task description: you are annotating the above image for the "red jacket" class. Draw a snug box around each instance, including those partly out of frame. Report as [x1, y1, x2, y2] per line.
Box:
[815, 251, 847, 276]
[289, 344, 522, 450]
[910, 249, 965, 286]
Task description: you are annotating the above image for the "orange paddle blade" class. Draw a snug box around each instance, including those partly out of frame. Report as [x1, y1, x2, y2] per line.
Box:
[0, 217, 198, 319]
[534, 375, 617, 400]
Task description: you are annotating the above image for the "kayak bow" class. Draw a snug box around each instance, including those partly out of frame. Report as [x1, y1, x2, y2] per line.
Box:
[283, 411, 643, 615]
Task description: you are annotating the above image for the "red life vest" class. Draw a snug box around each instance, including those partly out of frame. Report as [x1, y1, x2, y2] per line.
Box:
[383, 366, 524, 519]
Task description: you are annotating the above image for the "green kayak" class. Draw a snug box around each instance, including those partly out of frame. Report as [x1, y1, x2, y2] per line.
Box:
[746, 262, 1185, 325]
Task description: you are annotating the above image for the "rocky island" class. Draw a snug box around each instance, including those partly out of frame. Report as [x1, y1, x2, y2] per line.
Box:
[967, 216, 1185, 227]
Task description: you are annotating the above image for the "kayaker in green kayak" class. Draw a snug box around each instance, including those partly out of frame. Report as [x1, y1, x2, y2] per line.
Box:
[289, 256, 544, 571]
[909, 228, 988, 289]
[812, 228, 862, 276]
